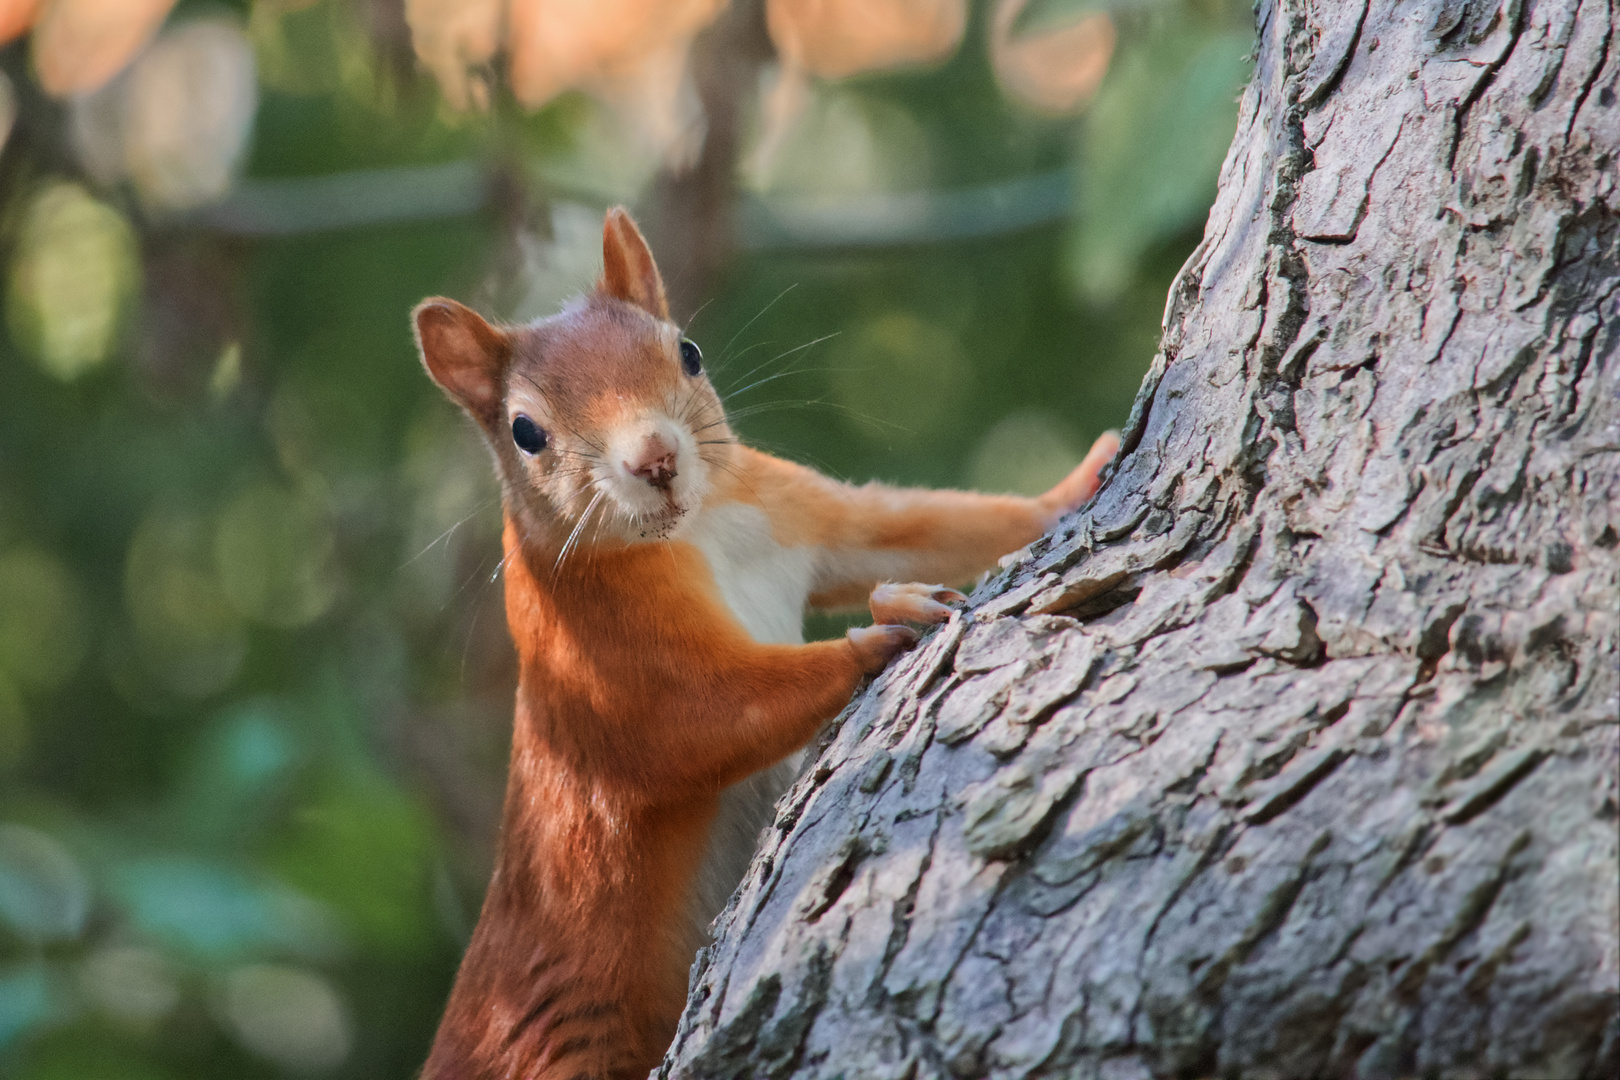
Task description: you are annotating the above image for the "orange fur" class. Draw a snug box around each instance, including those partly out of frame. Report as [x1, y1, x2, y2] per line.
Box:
[421, 528, 877, 1079]
[415, 207, 1116, 1079]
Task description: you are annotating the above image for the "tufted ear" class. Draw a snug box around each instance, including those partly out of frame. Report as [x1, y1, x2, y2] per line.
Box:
[598, 206, 669, 320]
[413, 298, 511, 427]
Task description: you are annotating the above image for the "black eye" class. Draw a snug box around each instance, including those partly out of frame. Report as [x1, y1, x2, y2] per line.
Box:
[679, 338, 702, 376]
[511, 414, 547, 455]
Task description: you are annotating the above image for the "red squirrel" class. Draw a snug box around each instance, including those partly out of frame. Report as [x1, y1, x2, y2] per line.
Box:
[414, 208, 1118, 1079]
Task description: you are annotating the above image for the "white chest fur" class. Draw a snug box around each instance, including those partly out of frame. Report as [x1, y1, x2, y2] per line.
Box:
[684, 501, 815, 644]
[681, 500, 819, 932]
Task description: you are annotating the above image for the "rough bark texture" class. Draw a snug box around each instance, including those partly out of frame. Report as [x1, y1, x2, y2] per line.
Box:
[658, 0, 1620, 1076]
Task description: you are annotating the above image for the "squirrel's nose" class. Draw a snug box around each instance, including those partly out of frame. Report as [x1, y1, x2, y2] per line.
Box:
[624, 435, 677, 490]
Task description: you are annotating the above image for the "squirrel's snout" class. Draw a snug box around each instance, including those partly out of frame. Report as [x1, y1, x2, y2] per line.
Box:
[624, 434, 678, 491]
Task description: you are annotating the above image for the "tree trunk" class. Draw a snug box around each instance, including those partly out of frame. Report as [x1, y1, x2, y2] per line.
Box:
[657, 0, 1620, 1076]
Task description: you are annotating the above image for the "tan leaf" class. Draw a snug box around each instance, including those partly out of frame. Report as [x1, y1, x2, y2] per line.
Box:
[990, 0, 1114, 115]
[0, 0, 40, 46]
[124, 19, 257, 210]
[766, 0, 966, 81]
[505, 0, 725, 109]
[31, 0, 178, 97]
[403, 0, 501, 111]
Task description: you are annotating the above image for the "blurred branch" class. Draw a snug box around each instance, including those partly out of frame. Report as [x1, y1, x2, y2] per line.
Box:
[646, 0, 774, 321]
[736, 168, 1070, 249]
[185, 159, 486, 234]
[184, 160, 1073, 248]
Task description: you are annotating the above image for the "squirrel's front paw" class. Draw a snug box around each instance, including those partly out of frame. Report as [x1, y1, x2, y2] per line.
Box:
[869, 582, 966, 626]
[1042, 430, 1122, 516]
[847, 624, 920, 674]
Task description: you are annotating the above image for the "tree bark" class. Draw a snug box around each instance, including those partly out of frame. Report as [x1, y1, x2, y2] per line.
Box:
[658, 0, 1620, 1076]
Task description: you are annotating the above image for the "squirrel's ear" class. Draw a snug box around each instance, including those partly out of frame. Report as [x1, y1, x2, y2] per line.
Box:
[598, 207, 669, 320]
[413, 298, 510, 426]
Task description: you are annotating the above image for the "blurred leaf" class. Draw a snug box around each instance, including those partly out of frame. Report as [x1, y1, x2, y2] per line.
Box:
[402, 0, 500, 110]
[76, 946, 179, 1029]
[505, 0, 724, 162]
[124, 19, 258, 211]
[506, 0, 725, 106]
[0, 548, 88, 691]
[174, 701, 301, 846]
[0, 964, 58, 1050]
[992, 0, 1115, 115]
[767, 0, 967, 80]
[745, 85, 931, 196]
[219, 963, 353, 1073]
[405, 0, 723, 161]
[109, 857, 342, 961]
[30, 0, 178, 97]
[0, 0, 40, 47]
[5, 182, 139, 380]
[1070, 23, 1251, 301]
[0, 825, 90, 943]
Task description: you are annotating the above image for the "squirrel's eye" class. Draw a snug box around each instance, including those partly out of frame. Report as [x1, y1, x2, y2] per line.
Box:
[511, 414, 547, 455]
[679, 338, 702, 376]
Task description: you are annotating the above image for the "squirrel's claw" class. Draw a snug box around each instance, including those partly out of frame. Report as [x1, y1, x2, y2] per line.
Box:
[869, 582, 967, 627]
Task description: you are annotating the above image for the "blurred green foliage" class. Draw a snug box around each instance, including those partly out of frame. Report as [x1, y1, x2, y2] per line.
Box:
[0, 0, 1249, 1075]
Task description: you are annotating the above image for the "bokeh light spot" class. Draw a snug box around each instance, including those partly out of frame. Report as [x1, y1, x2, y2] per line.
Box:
[220, 963, 353, 1073]
[30, 0, 178, 98]
[124, 19, 257, 211]
[966, 410, 1083, 496]
[828, 311, 970, 440]
[214, 483, 338, 629]
[125, 508, 246, 700]
[0, 824, 90, 944]
[0, 548, 88, 692]
[767, 0, 967, 80]
[78, 946, 179, 1029]
[5, 181, 138, 380]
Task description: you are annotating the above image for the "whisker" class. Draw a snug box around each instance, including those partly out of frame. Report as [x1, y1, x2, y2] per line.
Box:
[719, 397, 914, 435]
[554, 491, 604, 575]
[713, 284, 797, 368]
[399, 495, 501, 570]
[720, 333, 840, 399]
[723, 362, 846, 403]
[713, 337, 777, 374]
[682, 296, 716, 334]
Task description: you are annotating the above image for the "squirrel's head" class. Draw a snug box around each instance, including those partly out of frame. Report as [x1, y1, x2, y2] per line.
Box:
[413, 208, 732, 549]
